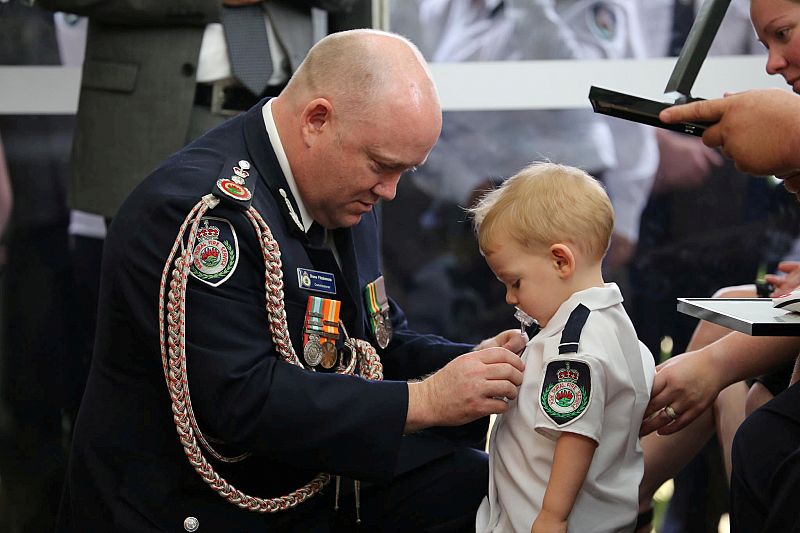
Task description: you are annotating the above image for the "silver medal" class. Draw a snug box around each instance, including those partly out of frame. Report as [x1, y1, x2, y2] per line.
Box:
[374, 314, 392, 349]
[304, 334, 323, 367]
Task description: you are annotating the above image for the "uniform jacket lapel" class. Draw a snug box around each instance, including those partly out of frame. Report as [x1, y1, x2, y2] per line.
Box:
[241, 100, 362, 337]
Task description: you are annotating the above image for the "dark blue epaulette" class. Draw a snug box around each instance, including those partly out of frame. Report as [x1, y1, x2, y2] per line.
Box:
[211, 157, 259, 211]
[558, 304, 591, 355]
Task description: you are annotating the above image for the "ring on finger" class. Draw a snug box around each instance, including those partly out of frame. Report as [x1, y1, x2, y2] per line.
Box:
[664, 405, 678, 420]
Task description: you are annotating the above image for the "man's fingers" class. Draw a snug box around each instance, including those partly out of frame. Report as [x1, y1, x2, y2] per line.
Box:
[660, 98, 725, 125]
[484, 380, 519, 401]
[484, 364, 524, 387]
[701, 123, 724, 151]
[485, 397, 512, 415]
[474, 347, 525, 371]
[501, 334, 527, 354]
[777, 261, 800, 274]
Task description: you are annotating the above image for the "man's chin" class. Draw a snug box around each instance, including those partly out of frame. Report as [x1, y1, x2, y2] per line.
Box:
[330, 213, 364, 229]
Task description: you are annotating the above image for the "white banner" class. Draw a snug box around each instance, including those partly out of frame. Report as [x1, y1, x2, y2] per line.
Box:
[0, 56, 787, 115]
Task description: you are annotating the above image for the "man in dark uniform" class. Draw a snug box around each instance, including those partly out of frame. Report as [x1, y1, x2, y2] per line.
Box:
[57, 29, 526, 532]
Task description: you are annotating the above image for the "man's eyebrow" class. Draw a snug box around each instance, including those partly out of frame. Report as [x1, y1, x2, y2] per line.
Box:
[367, 149, 418, 171]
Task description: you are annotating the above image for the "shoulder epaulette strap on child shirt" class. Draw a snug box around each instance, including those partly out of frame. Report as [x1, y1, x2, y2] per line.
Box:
[558, 303, 591, 354]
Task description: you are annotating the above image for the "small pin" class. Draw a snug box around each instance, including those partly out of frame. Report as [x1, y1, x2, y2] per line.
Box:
[279, 189, 304, 232]
[239, 160, 250, 170]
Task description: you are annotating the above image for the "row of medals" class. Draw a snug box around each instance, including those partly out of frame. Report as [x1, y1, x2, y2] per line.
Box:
[302, 310, 393, 369]
[303, 312, 339, 369]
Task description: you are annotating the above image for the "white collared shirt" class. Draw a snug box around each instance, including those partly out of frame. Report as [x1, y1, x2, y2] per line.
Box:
[476, 283, 655, 533]
[262, 99, 313, 233]
[262, 100, 341, 264]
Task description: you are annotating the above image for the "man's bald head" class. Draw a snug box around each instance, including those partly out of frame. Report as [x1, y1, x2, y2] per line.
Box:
[282, 29, 440, 122]
[272, 30, 442, 229]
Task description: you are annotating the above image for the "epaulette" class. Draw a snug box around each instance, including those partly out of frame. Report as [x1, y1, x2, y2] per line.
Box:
[558, 303, 591, 354]
[212, 157, 259, 211]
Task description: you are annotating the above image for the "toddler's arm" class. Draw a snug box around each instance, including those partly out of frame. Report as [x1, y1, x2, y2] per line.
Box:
[531, 432, 597, 533]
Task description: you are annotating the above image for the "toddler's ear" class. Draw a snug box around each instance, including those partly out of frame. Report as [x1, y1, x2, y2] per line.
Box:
[550, 243, 575, 278]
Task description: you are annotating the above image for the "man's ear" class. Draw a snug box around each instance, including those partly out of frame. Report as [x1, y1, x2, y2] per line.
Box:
[300, 98, 333, 147]
[550, 243, 575, 279]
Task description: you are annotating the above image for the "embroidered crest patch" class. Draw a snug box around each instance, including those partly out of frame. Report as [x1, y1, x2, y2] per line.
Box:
[189, 217, 239, 287]
[540, 359, 591, 427]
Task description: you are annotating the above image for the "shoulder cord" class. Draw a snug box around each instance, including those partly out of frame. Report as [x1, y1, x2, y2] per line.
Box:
[158, 194, 382, 512]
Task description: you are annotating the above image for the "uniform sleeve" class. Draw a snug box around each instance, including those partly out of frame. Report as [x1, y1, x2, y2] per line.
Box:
[533, 354, 607, 444]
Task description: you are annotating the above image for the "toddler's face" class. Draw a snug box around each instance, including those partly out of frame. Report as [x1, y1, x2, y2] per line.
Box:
[484, 240, 565, 328]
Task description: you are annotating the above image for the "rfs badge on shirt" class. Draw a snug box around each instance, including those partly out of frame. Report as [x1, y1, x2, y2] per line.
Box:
[539, 359, 592, 427]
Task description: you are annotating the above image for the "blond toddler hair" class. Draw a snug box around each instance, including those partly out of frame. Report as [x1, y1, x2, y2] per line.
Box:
[469, 162, 614, 261]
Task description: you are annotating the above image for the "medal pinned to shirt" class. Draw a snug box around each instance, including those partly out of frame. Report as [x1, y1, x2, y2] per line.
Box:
[364, 276, 392, 349]
[303, 295, 341, 368]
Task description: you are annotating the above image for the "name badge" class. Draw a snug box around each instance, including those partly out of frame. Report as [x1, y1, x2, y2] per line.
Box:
[297, 267, 337, 295]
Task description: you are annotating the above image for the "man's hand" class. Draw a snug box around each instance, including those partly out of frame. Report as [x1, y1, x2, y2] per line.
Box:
[405, 348, 524, 433]
[766, 261, 800, 296]
[640, 351, 724, 436]
[474, 328, 528, 354]
[659, 88, 800, 178]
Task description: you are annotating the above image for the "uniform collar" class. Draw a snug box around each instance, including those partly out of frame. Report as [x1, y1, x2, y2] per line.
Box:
[262, 100, 313, 233]
[532, 283, 624, 341]
[243, 98, 305, 239]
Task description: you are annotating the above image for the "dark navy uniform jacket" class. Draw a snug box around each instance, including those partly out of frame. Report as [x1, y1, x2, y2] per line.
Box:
[57, 100, 472, 531]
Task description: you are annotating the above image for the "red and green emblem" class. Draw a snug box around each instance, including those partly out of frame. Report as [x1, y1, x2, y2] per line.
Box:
[540, 360, 591, 427]
[189, 217, 239, 287]
[216, 178, 252, 201]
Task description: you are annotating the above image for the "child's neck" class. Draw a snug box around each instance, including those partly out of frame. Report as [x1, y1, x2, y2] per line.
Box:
[566, 264, 605, 296]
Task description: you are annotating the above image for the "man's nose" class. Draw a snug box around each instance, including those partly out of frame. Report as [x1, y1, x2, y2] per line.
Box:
[372, 173, 402, 201]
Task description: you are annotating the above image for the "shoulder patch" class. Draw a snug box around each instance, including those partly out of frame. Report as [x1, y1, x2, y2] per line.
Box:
[588, 2, 617, 41]
[540, 359, 592, 427]
[189, 216, 239, 287]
